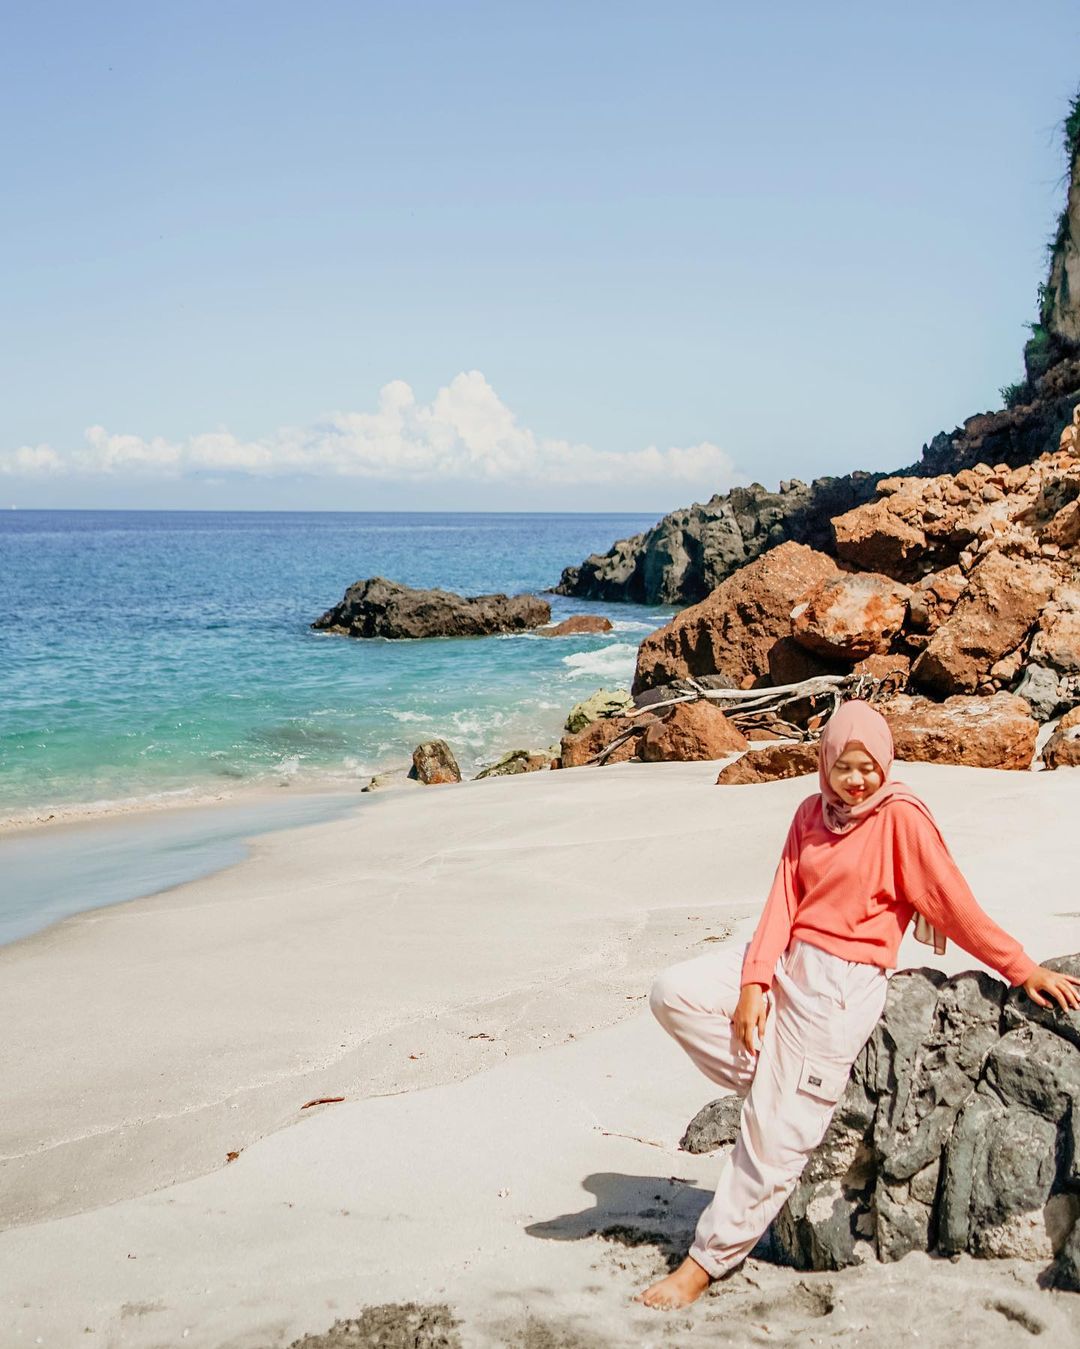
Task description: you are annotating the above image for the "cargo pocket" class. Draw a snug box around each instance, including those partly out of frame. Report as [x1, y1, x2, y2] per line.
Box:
[796, 1055, 850, 1104]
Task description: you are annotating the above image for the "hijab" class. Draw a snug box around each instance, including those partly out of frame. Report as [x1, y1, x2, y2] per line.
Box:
[817, 700, 947, 955]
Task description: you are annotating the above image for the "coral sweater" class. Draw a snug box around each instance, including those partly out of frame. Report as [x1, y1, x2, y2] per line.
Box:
[740, 795, 1036, 990]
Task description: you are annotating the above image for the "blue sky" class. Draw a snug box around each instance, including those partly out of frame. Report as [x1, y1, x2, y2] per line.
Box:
[2, 1, 1078, 511]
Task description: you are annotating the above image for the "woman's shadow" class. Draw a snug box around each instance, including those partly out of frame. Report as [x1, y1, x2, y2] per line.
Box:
[525, 1172, 715, 1271]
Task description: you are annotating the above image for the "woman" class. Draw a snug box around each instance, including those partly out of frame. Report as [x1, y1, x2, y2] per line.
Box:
[637, 699, 1080, 1310]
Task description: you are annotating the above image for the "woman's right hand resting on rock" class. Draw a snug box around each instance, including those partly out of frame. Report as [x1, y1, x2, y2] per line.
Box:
[733, 983, 769, 1055]
[1022, 966, 1080, 1011]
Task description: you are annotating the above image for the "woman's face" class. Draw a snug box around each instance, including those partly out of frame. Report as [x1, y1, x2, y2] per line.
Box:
[828, 742, 884, 806]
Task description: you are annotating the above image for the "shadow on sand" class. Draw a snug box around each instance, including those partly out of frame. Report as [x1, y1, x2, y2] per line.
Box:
[524, 1171, 713, 1269]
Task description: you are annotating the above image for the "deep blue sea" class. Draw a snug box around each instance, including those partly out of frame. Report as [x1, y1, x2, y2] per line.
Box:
[0, 510, 670, 820]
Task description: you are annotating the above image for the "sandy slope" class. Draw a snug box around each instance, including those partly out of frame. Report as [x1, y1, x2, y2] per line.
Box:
[1, 759, 1078, 1346]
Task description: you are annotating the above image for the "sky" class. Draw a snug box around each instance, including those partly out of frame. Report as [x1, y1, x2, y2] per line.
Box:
[1, 1, 1078, 513]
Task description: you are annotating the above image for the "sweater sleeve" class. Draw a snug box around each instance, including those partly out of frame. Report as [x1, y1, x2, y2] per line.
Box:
[891, 803, 1037, 987]
[740, 805, 806, 989]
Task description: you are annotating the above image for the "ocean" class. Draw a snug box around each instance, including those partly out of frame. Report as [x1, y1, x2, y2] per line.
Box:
[0, 509, 670, 822]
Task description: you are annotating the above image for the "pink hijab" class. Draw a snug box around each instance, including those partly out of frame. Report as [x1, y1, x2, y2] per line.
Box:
[817, 700, 947, 954]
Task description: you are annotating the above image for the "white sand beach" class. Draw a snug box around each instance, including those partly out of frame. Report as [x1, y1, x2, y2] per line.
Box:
[2, 760, 1079, 1347]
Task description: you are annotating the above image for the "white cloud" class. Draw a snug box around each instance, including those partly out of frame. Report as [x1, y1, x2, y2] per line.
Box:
[0, 371, 741, 491]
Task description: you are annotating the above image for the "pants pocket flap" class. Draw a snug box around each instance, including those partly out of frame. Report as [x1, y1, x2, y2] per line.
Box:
[796, 1055, 849, 1103]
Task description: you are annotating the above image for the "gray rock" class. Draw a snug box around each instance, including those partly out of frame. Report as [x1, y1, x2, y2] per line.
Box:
[1052, 1210, 1080, 1291]
[563, 689, 635, 736]
[679, 1094, 743, 1153]
[554, 475, 883, 605]
[983, 1024, 1080, 1123]
[1014, 662, 1064, 721]
[874, 971, 1005, 1182]
[313, 576, 550, 640]
[1001, 953, 1080, 1051]
[764, 953, 1080, 1282]
[474, 749, 551, 780]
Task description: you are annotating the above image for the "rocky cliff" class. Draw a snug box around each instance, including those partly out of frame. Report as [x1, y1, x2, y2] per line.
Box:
[557, 96, 1080, 608]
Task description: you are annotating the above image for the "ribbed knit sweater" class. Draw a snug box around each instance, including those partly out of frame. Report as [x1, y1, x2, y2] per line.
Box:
[740, 795, 1036, 990]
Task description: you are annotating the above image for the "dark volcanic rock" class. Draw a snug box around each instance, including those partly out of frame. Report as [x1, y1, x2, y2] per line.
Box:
[313, 577, 550, 639]
[755, 953, 1080, 1284]
[680, 1095, 743, 1153]
[555, 475, 883, 606]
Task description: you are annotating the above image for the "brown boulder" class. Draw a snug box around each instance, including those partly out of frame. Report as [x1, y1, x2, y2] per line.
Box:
[1043, 707, 1080, 769]
[832, 497, 927, 576]
[715, 741, 819, 784]
[910, 553, 1056, 695]
[536, 614, 614, 637]
[409, 739, 462, 784]
[632, 543, 839, 694]
[767, 637, 844, 685]
[791, 572, 911, 660]
[1029, 587, 1080, 674]
[881, 693, 1038, 771]
[640, 699, 750, 762]
[906, 567, 968, 635]
[852, 653, 911, 685]
[559, 714, 652, 767]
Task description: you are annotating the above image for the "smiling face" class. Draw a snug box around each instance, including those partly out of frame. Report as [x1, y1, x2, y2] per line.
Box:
[827, 741, 884, 807]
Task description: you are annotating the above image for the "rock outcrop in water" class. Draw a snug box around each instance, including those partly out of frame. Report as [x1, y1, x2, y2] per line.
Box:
[313, 577, 550, 640]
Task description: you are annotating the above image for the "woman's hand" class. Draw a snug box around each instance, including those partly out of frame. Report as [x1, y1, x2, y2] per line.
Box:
[733, 983, 769, 1056]
[1021, 966, 1080, 1012]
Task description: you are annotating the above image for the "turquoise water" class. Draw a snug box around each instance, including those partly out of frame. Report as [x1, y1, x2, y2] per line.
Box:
[1, 511, 669, 818]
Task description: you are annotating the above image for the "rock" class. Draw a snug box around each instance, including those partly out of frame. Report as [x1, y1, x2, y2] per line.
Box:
[535, 614, 613, 637]
[881, 692, 1038, 770]
[791, 573, 911, 660]
[1002, 954, 1080, 1053]
[563, 688, 635, 735]
[632, 543, 840, 694]
[559, 714, 651, 768]
[1015, 661, 1065, 721]
[715, 742, 819, 784]
[474, 749, 552, 779]
[766, 952, 1080, 1282]
[1029, 585, 1080, 677]
[555, 475, 882, 605]
[313, 577, 550, 640]
[831, 498, 927, 577]
[639, 700, 749, 763]
[680, 1095, 743, 1153]
[910, 553, 1056, 695]
[941, 1094, 1059, 1258]
[766, 637, 843, 685]
[1044, 706, 1080, 768]
[906, 567, 967, 635]
[851, 653, 911, 687]
[408, 740, 461, 785]
[361, 771, 423, 793]
[873, 972, 1006, 1183]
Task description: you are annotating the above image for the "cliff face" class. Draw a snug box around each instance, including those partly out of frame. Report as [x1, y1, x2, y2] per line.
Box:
[557, 96, 1080, 608]
[1042, 103, 1080, 346]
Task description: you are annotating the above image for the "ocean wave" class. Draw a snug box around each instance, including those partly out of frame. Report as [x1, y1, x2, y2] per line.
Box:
[389, 710, 435, 723]
[559, 642, 638, 681]
[609, 619, 657, 633]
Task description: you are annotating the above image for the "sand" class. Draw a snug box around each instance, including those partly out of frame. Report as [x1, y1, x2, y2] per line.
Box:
[1, 759, 1079, 1347]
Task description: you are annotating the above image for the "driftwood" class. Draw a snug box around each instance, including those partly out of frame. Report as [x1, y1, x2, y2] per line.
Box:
[585, 672, 901, 767]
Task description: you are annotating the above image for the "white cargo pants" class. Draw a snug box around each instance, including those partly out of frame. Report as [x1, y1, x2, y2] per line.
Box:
[650, 937, 889, 1279]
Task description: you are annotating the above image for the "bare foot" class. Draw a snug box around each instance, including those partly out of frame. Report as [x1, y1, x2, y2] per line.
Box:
[634, 1256, 711, 1309]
